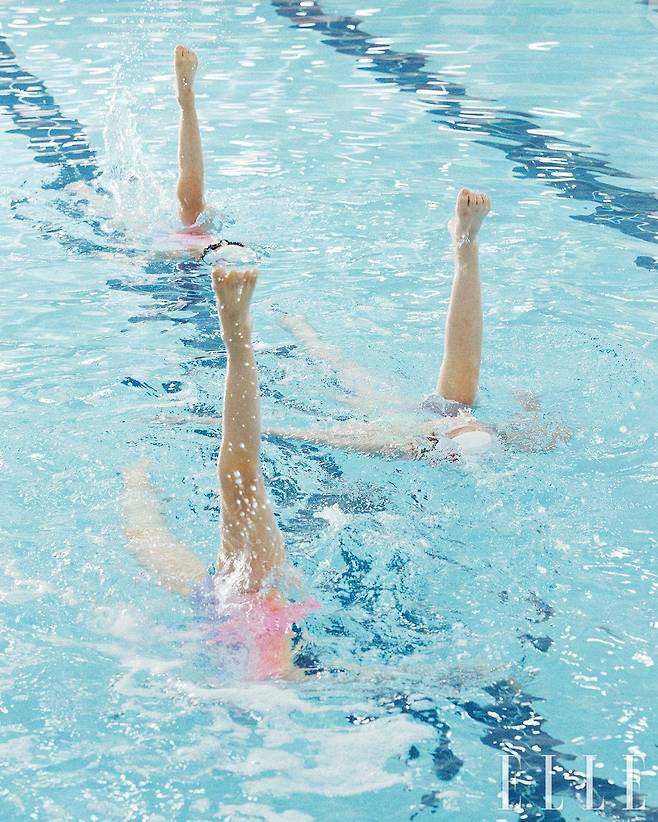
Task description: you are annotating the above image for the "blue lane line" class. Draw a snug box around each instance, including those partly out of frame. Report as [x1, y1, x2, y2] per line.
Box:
[272, 0, 658, 271]
[267, 7, 656, 814]
[0, 36, 138, 253]
[0, 35, 99, 188]
[456, 681, 655, 822]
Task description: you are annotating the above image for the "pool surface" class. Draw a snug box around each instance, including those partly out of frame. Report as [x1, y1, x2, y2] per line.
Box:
[1, 1, 657, 819]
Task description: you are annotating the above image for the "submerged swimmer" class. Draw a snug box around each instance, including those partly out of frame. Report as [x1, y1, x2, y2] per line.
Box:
[276, 189, 497, 460]
[265, 189, 569, 462]
[69, 45, 246, 261]
[123, 268, 319, 680]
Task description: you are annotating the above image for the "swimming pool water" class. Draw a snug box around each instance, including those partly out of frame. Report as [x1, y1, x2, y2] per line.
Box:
[1, 1, 657, 819]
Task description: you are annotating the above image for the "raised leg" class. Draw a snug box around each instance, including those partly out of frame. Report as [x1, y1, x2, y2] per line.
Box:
[436, 188, 491, 406]
[212, 268, 285, 592]
[175, 45, 204, 226]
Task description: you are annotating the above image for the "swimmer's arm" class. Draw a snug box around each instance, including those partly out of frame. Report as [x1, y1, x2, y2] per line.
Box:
[512, 389, 542, 413]
[498, 420, 571, 452]
[122, 462, 205, 595]
[155, 416, 369, 448]
[158, 415, 406, 457]
[67, 181, 112, 213]
[501, 391, 571, 452]
[263, 424, 405, 457]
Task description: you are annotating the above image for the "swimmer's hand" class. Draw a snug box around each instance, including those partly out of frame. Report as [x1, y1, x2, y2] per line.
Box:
[502, 391, 571, 452]
[499, 421, 571, 452]
[512, 389, 541, 413]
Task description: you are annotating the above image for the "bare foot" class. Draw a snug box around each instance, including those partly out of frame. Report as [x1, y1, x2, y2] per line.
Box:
[175, 45, 198, 104]
[448, 188, 491, 246]
[211, 268, 257, 340]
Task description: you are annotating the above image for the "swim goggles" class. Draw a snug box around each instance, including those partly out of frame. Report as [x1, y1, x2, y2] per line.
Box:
[200, 238, 249, 263]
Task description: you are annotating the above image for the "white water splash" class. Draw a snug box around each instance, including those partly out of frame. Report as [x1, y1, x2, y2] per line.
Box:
[100, 64, 171, 241]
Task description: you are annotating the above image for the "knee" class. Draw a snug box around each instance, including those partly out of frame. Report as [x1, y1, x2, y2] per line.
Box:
[179, 201, 204, 226]
[177, 182, 204, 225]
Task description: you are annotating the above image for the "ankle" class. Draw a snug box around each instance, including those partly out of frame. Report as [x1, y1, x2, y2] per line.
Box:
[177, 90, 196, 109]
[453, 234, 479, 252]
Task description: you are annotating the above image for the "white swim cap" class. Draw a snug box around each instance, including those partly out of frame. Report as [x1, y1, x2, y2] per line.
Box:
[453, 429, 492, 456]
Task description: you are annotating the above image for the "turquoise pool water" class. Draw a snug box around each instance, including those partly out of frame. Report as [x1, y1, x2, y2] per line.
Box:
[1, 1, 657, 819]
